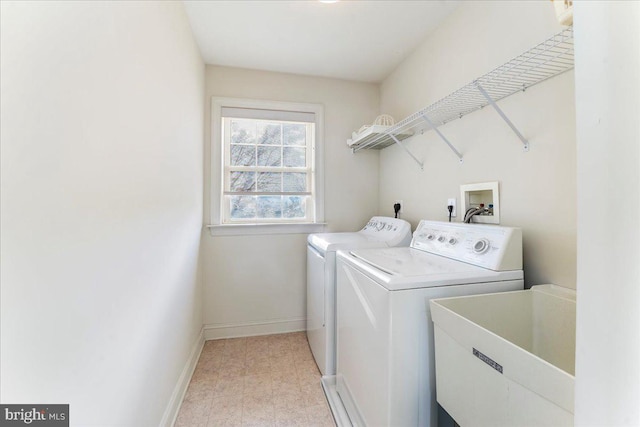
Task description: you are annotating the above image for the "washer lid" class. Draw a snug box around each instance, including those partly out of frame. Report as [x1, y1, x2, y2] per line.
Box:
[342, 247, 523, 291]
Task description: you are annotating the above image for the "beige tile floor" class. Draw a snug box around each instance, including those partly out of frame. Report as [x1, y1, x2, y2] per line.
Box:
[175, 332, 336, 427]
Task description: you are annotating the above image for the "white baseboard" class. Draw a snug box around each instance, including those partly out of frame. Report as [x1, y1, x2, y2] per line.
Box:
[204, 317, 306, 340]
[160, 327, 205, 427]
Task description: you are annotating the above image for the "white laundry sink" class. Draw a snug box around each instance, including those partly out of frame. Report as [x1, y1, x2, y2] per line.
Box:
[430, 284, 576, 427]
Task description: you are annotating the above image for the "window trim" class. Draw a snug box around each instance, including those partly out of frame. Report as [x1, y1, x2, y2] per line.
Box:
[210, 97, 325, 235]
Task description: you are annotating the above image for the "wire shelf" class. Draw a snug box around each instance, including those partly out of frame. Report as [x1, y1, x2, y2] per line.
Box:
[351, 27, 574, 154]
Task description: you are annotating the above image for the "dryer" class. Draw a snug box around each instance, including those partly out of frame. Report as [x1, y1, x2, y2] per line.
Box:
[327, 220, 524, 427]
[307, 217, 412, 376]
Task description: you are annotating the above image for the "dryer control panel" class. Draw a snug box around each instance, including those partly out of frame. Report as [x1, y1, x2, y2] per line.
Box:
[411, 220, 522, 271]
[360, 216, 412, 247]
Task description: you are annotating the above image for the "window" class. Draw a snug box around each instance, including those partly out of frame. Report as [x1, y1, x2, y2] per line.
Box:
[223, 112, 314, 223]
[210, 98, 324, 234]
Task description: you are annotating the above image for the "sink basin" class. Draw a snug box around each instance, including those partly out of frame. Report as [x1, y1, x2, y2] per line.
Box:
[430, 284, 576, 426]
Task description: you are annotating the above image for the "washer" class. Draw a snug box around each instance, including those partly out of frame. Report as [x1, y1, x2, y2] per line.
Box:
[307, 216, 412, 376]
[327, 220, 524, 427]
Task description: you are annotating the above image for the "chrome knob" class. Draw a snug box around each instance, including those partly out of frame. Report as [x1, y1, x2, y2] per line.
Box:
[473, 239, 490, 254]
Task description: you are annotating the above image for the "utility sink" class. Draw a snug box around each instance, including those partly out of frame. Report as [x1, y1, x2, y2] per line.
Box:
[430, 285, 576, 427]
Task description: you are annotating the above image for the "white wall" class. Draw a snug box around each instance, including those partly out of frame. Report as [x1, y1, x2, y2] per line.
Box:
[0, 2, 204, 425]
[379, 1, 576, 289]
[574, 1, 640, 425]
[202, 66, 379, 337]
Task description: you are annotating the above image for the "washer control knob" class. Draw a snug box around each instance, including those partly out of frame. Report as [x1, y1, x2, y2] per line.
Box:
[427, 234, 435, 240]
[473, 238, 490, 254]
[437, 236, 446, 243]
[448, 238, 457, 245]
[376, 222, 386, 231]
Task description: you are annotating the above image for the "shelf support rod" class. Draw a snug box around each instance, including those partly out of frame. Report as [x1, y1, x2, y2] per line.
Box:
[388, 133, 424, 170]
[420, 115, 464, 164]
[476, 83, 530, 152]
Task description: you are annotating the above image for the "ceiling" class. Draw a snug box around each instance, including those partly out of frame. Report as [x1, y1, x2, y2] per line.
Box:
[183, 1, 460, 83]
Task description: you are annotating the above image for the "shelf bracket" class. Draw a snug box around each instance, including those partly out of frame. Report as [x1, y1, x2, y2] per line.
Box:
[476, 83, 530, 152]
[388, 133, 424, 170]
[420, 115, 464, 164]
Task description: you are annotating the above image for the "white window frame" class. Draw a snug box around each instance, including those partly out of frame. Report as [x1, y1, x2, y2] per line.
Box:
[208, 97, 325, 236]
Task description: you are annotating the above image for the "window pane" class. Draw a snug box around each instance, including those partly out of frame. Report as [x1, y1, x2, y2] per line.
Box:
[283, 123, 306, 146]
[257, 123, 282, 145]
[283, 196, 306, 218]
[221, 105, 318, 224]
[283, 173, 306, 192]
[230, 196, 256, 219]
[257, 146, 281, 167]
[230, 145, 256, 166]
[230, 171, 255, 192]
[257, 172, 281, 192]
[230, 120, 256, 145]
[257, 196, 282, 219]
[283, 147, 306, 167]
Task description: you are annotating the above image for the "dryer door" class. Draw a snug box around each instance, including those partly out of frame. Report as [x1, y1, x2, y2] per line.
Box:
[307, 244, 328, 375]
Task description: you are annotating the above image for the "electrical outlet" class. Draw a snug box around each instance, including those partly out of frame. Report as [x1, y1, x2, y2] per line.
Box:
[394, 200, 403, 214]
[447, 198, 456, 217]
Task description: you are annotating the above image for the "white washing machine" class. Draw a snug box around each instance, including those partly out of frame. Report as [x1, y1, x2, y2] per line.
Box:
[326, 220, 524, 427]
[307, 217, 412, 376]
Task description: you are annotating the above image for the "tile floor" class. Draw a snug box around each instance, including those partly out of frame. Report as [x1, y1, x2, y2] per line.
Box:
[175, 332, 336, 427]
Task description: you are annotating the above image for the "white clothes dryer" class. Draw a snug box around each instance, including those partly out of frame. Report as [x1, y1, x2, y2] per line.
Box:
[307, 217, 412, 376]
[326, 220, 524, 427]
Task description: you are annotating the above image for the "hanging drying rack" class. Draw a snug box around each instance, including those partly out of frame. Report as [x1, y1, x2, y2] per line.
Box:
[350, 27, 574, 168]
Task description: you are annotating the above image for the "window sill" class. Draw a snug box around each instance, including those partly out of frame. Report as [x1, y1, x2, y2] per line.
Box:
[206, 222, 327, 237]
